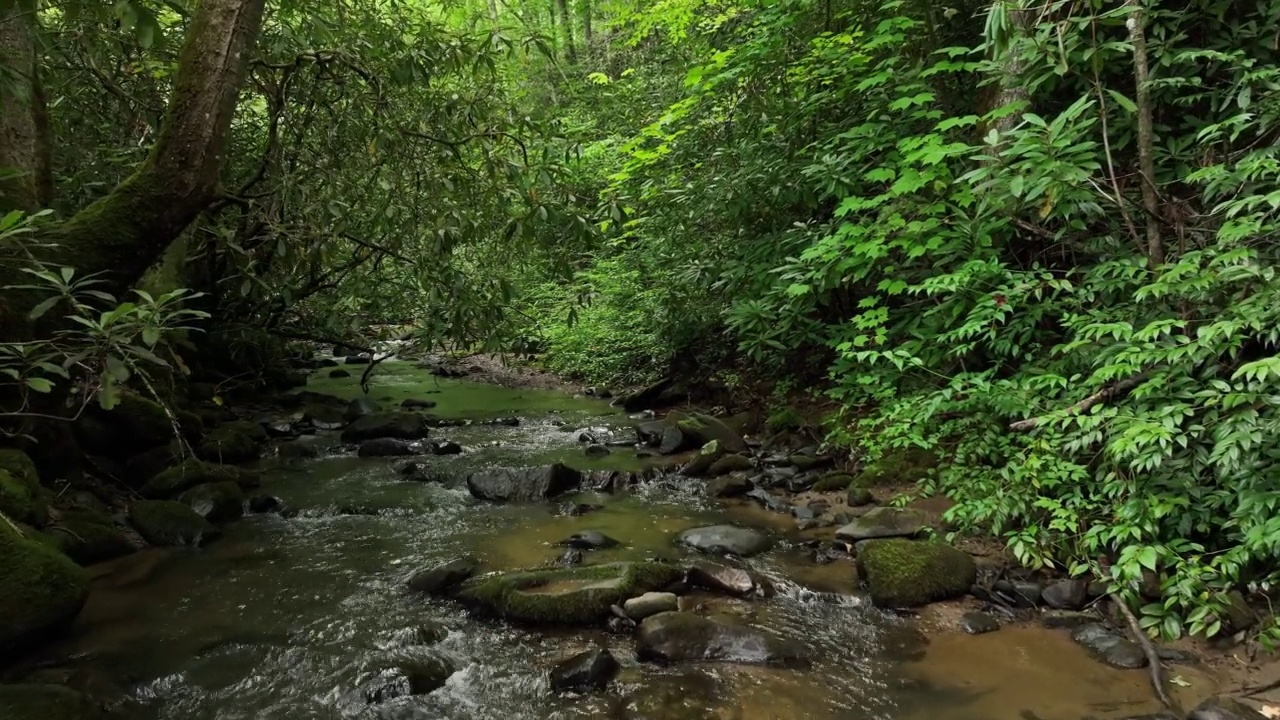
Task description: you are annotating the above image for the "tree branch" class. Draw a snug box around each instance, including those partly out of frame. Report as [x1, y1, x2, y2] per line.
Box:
[1008, 373, 1149, 432]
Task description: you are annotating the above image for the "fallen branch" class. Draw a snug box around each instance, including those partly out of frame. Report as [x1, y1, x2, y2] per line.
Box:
[1008, 373, 1149, 432]
[1112, 594, 1178, 712]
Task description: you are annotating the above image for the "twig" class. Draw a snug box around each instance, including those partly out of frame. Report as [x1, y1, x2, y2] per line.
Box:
[1009, 373, 1149, 432]
[1111, 594, 1177, 712]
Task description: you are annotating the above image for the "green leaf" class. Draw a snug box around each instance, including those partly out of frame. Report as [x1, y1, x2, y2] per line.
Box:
[1137, 546, 1159, 572]
[27, 296, 59, 320]
[24, 377, 53, 393]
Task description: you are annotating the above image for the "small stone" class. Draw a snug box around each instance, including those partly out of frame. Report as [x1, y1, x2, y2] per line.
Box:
[328, 369, 351, 378]
[407, 557, 480, 595]
[623, 592, 679, 620]
[961, 611, 999, 635]
[559, 548, 584, 566]
[430, 440, 462, 455]
[846, 486, 875, 506]
[686, 561, 755, 596]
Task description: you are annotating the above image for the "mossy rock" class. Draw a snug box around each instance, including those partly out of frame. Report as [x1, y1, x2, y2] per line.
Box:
[0, 516, 91, 653]
[196, 426, 261, 464]
[707, 454, 752, 476]
[854, 447, 938, 486]
[0, 469, 46, 527]
[0, 684, 111, 720]
[679, 440, 724, 477]
[216, 420, 270, 444]
[142, 459, 261, 499]
[0, 448, 39, 489]
[178, 482, 245, 524]
[78, 392, 174, 456]
[128, 500, 220, 547]
[765, 406, 804, 434]
[42, 510, 137, 566]
[857, 539, 976, 608]
[455, 561, 682, 625]
[670, 412, 747, 453]
[811, 472, 856, 493]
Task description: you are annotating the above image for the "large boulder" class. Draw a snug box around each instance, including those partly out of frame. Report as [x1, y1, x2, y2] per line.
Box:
[0, 449, 47, 526]
[340, 412, 431, 443]
[142, 459, 261, 499]
[668, 412, 747, 454]
[128, 500, 221, 547]
[686, 562, 759, 596]
[41, 510, 137, 565]
[0, 519, 90, 653]
[76, 392, 174, 455]
[467, 464, 582, 502]
[835, 507, 926, 542]
[178, 482, 246, 524]
[550, 648, 620, 693]
[407, 557, 482, 595]
[196, 422, 264, 464]
[635, 612, 806, 667]
[706, 454, 752, 476]
[0, 684, 111, 720]
[344, 397, 381, 423]
[455, 561, 682, 625]
[623, 592, 679, 620]
[857, 539, 976, 607]
[361, 656, 456, 703]
[678, 525, 772, 557]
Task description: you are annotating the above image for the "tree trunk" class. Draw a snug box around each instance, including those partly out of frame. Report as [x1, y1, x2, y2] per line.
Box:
[1126, 0, 1163, 267]
[0, 1, 51, 213]
[556, 0, 576, 61]
[991, 1, 1032, 134]
[582, 0, 593, 53]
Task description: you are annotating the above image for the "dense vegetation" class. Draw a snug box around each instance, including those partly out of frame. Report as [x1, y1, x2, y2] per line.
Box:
[1, 0, 1279, 644]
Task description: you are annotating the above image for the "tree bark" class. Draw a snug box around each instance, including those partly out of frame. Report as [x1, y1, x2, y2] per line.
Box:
[0, 1, 51, 213]
[582, 0, 593, 52]
[556, 0, 576, 61]
[1126, 0, 1163, 267]
[991, 1, 1032, 135]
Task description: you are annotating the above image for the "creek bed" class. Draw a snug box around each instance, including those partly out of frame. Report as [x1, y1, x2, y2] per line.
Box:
[32, 362, 1208, 719]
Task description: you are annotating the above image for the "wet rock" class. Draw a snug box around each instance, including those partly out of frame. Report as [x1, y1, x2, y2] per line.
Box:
[668, 412, 748, 454]
[263, 420, 295, 438]
[141, 459, 261, 499]
[707, 454, 752, 476]
[620, 377, 686, 412]
[357, 438, 421, 457]
[196, 424, 262, 464]
[624, 592, 679, 620]
[846, 486, 875, 506]
[129, 500, 221, 547]
[1187, 696, 1269, 720]
[857, 539, 976, 607]
[401, 398, 438, 410]
[429, 440, 462, 455]
[0, 684, 111, 720]
[681, 440, 723, 477]
[994, 578, 1045, 607]
[744, 487, 790, 513]
[0, 518, 90, 653]
[678, 525, 772, 557]
[961, 611, 999, 634]
[1070, 623, 1147, 669]
[1041, 578, 1088, 610]
[559, 530, 621, 549]
[343, 397, 382, 423]
[399, 462, 451, 484]
[41, 510, 137, 566]
[301, 403, 345, 429]
[658, 427, 690, 455]
[607, 615, 637, 635]
[328, 368, 351, 378]
[406, 557, 481, 595]
[562, 502, 603, 516]
[550, 648, 620, 693]
[835, 507, 926, 541]
[340, 412, 431, 443]
[1220, 590, 1258, 633]
[466, 464, 582, 502]
[1040, 609, 1098, 630]
[178, 481, 245, 524]
[585, 445, 610, 458]
[454, 561, 682, 625]
[387, 622, 448, 647]
[362, 656, 455, 703]
[247, 494, 282, 514]
[486, 417, 520, 427]
[636, 612, 807, 667]
[811, 472, 855, 492]
[636, 420, 667, 446]
[687, 561, 756, 596]
[705, 475, 752, 498]
[344, 354, 372, 365]
[559, 548, 584, 566]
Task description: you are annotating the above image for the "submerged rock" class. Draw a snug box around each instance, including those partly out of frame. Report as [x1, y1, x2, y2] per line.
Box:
[247, 494, 283, 514]
[128, 500, 221, 547]
[744, 487, 790, 513]
[635, 612, 806, 667]
[454, 561, 683, 625]
[584, 444, 610, 458]
[178, 481, 245, 524]
[549, 648, 620, 693]
[679, 525, 772, 557]
[558, 530, 620, 549]
[328, 369, 350, 378]
[362, 655, 455, 703]
[407, 557, 482, 595]
[0, 684, 111, 720]
[357, 438, 421, 457]
[466, 464, 582, 502]
[835, 507, 926, 542]
[0, 519, 90, 653]
[1070, 623, 1146, 669]
[340, 412, 431, 442]
[429, 440, 462, 455]
[857, 539, 976, 607]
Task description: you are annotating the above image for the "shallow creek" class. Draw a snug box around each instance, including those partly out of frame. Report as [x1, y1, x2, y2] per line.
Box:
[32, 363, 1216, 719]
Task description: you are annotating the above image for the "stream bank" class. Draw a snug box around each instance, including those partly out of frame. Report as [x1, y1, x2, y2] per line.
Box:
[0, 356, 1271, 719]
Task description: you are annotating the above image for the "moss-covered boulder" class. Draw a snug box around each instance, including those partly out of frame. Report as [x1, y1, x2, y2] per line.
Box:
[835, 507, 925, 541]
[141, 459, 261, 499]
[0, 448, 39, 487]
[0, 468, 46, 527]
[196, 426, 261, 464]
[668, 412, 747, 453]
[128, 500, 221, 547]
[811, 472, 855, 492]
[42, 510, 137, 565]
[855, 447, 938, 486]
[0, 518, 91, 653]
[857, 539, 976, 607]
[77, 392, 174, 456]
[679, 440, 724, 477]
[707, 454, 752, 476]
[178, 482, 245, 524]
[0, 684, 111, 720]
[455, 561, 682, 625]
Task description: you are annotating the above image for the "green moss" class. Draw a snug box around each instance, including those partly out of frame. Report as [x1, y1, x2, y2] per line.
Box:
[811, 472, 856, 492]
[128, 499, 220, 547]
[178, 481, 245, 524]
[0, 448, 39, 489]
[766, 406, 804, 434]
[858, 539, 976, 608]
[0, 470, 39, 525]
[42, 510, 136, 565]
[456, 561, 682, 625]
[854, 447, 938, 487]
[142, 458, 260, 499]
[0, 684, 111, 720]
[196, 425, 261, 464]
[0, 514, 91, 652]
[111, 392, 173, 448]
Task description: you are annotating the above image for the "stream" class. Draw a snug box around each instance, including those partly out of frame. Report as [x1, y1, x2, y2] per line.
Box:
[29, 362, 1213, 719]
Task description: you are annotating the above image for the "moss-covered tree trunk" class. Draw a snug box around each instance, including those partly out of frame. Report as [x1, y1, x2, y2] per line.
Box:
[0, 1, 51, 214]
[0, 0, 267, 333]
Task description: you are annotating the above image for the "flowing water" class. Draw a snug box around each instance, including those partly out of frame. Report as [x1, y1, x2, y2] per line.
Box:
[27, 362, 1218, 719]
